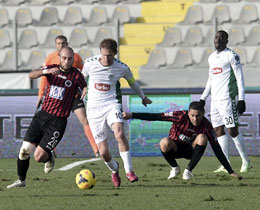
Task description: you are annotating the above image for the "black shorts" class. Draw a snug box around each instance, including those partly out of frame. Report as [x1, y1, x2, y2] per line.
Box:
[174, 141, 194, 160]
[71, 95, 85, 112]
[24, 110, 67, 154]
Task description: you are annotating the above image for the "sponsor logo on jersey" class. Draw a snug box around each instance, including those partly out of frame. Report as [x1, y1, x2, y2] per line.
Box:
[58, 75, 67, 80]
[94, 83, 110, 91]
[212, 67, 223, 74]
[49, 85, 65, 100]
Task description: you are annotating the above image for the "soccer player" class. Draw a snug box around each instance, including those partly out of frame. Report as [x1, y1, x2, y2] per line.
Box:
[82, 38, 152, 187]
[37, 35, 99, 157]
[123, 101, 242, 180]
[199, 30, 252, 173]
[7, 47, 87, 188]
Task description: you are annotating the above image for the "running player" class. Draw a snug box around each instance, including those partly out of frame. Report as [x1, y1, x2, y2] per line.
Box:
[38, 35, 99, 157]
[82, 39, 152, 187]
[123, 101, 242, 180]
[7, 47, 87, 188]
[199, 30, 252, 173]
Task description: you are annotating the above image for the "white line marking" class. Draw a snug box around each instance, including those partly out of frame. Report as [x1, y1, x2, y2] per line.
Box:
[57, 158, 102, 171]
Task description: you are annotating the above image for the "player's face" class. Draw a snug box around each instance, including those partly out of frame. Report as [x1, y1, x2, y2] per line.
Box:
[214, 32, 228, 52]
[188, 109, 204, 127]
[60, 49, 74, 71]
[99, 48, 115, 66]
[56, 39, 68, 52]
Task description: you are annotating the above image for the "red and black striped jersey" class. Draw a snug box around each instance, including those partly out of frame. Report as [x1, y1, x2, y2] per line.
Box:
[132, 111, 217, 145]
[41, 65, 87, 118]
[131, 111, 233, 174]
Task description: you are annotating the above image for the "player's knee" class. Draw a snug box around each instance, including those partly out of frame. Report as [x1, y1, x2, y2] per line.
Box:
[160, 137, 171, 151]
[195, 134, 208, 146]
[19, 141, 35, 160]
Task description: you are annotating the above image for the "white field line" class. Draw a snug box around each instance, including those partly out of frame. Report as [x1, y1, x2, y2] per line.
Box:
[57, 158, 102, 171]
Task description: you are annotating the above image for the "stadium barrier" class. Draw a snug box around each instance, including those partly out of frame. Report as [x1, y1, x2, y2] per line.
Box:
[0, 88, 259, 158]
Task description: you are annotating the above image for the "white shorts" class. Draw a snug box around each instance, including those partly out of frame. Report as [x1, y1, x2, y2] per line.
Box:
[87, 103, 123, 144]
[210, 98, 239, 128]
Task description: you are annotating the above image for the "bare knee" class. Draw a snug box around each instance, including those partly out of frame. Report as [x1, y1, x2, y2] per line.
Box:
[194, 134, 208, 146]
[34, 147, 49, 162]
[160, 137, 176, 152]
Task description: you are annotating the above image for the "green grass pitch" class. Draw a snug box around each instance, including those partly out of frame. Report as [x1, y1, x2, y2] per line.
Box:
[0, 156, 259, 210]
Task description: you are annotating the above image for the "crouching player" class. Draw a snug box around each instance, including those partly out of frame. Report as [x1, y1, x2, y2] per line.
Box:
[123, 101, 242, 180]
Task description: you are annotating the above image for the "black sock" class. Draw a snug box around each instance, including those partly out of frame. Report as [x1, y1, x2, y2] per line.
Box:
[161, 149, 178, 167]
[187, 144, 206, 171]
[17, 157, 30, 181]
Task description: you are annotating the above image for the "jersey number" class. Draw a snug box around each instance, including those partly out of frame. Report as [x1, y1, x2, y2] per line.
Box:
[115, 112, 122, 119]
[225, 117, 233, 125]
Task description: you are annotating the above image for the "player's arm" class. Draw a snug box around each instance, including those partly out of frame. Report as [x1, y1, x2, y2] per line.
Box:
[208, 137, 242, 180]
[230, 53, 246, 114]
[123, 112, 163, 121]
[230, 53, 245, 101]
[200, 69, 212, 102]
[124, 68, 152, 106]
[29, 66, 60, 79]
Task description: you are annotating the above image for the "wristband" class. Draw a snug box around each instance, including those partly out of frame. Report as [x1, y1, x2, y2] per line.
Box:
[42, 69, 47, 74]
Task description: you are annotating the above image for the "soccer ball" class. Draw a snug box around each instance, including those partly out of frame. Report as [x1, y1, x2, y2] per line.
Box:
[75, 169, 96, 189]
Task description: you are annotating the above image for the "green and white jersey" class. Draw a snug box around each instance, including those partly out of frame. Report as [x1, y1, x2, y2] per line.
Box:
[82, 55, 135, 107]
[201, 48, 245, 101]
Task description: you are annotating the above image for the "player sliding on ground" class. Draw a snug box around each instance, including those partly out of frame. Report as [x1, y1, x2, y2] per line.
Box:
[123, 101, 242, 180]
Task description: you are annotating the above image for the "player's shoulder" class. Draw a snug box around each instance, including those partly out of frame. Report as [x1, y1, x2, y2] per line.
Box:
[226, 48, 241, 64]
[84, 55, 99, 64]
[113, 58, 130, 70]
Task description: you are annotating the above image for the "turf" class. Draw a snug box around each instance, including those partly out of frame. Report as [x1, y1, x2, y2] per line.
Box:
[0, 156, 259, 210]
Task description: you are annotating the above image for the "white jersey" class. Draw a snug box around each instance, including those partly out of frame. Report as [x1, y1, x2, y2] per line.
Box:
[82, 55, 135, 107]
[201, 48, 245, 101]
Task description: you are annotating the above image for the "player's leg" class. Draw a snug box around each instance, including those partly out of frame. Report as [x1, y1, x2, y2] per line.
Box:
[7, 141, 35, 188]
[39, 116, 67, 174]
[221, 98, 251, 172]
[87, 105, 121, 187]
[183, 134, 208, 179]
[7, 111, 43, 188]
[111, 122, 138, 182]
[160, 137, 180, 179]
[97, 140, 121, 187]
[72, 97, 99, 157]
[211, 100, 229, 173]
[108, 104, 138, 183]
[227, 127, 252, 172]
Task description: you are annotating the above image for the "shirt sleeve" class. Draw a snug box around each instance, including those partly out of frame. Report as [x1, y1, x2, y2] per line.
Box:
[77, 71, 87, 89]
[229, 52, 245, 100]
[132, 111, 184, 123]
[82, 59, 89, 78]
[38, 76, 47, 98]
[201, 68, 212, 100]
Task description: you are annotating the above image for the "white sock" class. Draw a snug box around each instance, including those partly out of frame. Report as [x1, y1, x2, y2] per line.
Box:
[232, 133, 249, 164]
[120, 151, 132, 173]
[104, 159, 118, 173]
[217, 135, 230, 162]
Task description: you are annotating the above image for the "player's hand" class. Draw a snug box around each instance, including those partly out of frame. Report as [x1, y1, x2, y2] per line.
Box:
[142, 96, 152, 107]
[36, 96, 44, 108]
[48, 67, 60, 75]
[230, 172, 243, 180]
[122, 112, 132, 120]
[237, 100, 246, 114]
[80, 87, 87, 100]
[199, 99, 205, 108]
